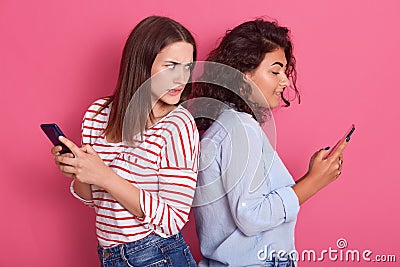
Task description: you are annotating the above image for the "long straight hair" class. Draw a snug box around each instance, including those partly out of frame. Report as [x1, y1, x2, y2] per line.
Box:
[97, 16, 197, 143]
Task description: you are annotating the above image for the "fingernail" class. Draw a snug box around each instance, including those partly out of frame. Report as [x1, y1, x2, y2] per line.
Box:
[324, 146, 330, 150]
[346, 136, 350, 142]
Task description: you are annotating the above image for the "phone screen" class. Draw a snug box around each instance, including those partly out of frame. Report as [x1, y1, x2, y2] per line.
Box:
[40, 123, 72, 154]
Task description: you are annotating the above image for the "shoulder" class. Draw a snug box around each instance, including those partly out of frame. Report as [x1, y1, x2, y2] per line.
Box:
[86, 97, 110, 113]
[163, 105, 197, 131]
[202, 108, 261, 143]
[212, 108, 259, 133]
[222, 108, 258, 127]
[82, 97, 110, 127]
[83, 98, 110, 118]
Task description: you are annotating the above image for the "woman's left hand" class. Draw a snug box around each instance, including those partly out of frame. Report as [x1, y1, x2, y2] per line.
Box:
[54, 136, 113, 187]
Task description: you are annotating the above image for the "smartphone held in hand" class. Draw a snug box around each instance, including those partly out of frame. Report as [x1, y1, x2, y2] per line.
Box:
[325, 124, 355, 159]
[40, 123, 72, 154]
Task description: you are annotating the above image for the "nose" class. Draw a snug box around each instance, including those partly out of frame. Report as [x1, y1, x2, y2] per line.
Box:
[279, 73, 290, 89]
[173, 65, 190, 85]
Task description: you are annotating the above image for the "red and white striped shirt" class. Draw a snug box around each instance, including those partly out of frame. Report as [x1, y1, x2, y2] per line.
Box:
[70, 98, 199, 248]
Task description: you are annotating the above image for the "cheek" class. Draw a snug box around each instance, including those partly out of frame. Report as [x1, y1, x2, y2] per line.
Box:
[151, 70, 175, 89]
[183, 71, 191, 83]
[259, 78, 277, 95]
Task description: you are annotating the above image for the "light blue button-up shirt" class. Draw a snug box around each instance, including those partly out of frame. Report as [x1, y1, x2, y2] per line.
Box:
[193, 108, 300, 266]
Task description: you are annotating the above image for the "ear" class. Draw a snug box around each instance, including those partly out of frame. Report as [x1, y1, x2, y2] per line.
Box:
[243, 72, 252, 82]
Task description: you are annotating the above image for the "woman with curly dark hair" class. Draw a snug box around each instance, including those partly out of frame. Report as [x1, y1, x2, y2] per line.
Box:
[192, 19, 348, 266]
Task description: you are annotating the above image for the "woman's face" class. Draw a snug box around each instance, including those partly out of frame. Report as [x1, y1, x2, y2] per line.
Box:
[245, 47, 290, 109]
[150, 41, 194, 107]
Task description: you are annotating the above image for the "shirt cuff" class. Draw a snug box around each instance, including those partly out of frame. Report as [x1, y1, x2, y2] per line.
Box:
[138, 189, 153, 224]
[69, 180, 94, 207]
[276, 186, 300, 222]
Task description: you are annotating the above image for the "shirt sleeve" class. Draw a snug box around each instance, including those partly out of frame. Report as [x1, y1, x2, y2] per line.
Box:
[69, 99, 108, 206]
[221, 113, 299, 236]
[138, 111, 200, 236]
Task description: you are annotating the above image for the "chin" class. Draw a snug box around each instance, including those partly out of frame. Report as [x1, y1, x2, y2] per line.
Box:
[262, 101, 279, 109]
[162, 97, 180, 106]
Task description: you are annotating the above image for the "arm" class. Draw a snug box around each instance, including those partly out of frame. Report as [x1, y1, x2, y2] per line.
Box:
[222, 116, 299, 236]
[56, 113, 200, 235]
[138, 117, 199, 234]
[72, 178, 93, 201]
[68, 99, 111, 203]
[55, 138, 144, 217]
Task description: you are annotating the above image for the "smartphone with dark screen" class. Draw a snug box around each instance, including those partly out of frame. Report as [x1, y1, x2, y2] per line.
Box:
[40, 123, 72, 154]
[325, 124, 355, 159]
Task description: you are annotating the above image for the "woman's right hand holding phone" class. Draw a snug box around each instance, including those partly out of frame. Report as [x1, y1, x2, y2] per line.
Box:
[292, 139, 348, 205]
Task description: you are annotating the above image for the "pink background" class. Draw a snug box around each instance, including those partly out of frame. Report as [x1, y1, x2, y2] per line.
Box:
[1, 0, 399, 266]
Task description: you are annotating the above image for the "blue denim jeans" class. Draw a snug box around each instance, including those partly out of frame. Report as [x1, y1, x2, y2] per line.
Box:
[263, 257, 295, 267]
[97, 232, 197, 267]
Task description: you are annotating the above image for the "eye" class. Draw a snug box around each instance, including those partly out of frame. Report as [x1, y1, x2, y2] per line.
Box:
[165, 63, 176, 69]
[184, 63, 194, 71]
[272, 71, 280, 75]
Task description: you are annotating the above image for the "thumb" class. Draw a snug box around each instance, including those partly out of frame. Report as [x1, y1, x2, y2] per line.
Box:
[317, 146, 331, 160]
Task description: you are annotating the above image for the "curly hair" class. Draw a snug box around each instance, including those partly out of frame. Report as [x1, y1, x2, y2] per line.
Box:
[191, 19, 299, 131]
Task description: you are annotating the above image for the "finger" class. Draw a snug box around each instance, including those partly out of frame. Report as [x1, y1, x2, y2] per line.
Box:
[51, 146, 62, 155]
[62, 172, 75, 178]
[335, 162, 341, 171]
[331, 138, 348, 159]
[58, 164, 76, 175]
[58, 136, 82, 157]
[64, 153, 75, 158]
[55, 152, 74, 159]
[316, 146, 331, 160]
[55, 155, 77, 167]
[54, 153, 74, 168]
[82, 144, 97, 155]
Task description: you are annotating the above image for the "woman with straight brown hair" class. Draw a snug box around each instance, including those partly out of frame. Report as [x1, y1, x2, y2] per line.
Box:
[51, 16, 199, 266]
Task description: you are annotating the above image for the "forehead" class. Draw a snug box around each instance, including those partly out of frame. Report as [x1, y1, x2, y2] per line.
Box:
[260, 47, 287, 67]
[155, 41, 194, 62]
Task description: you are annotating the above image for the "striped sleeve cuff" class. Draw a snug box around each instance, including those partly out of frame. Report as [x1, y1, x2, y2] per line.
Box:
[276, 186, 300, 222]
[139, 188, 188, 236]
[138, 189, 156, 224]
[69, 180, 94, 207]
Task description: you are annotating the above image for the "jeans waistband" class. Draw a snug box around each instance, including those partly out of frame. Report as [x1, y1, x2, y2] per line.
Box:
[264, 257, 296, 267]
[97, 232, 183, 260]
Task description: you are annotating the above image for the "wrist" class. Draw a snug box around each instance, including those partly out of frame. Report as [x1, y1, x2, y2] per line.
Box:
[99, 167, 119, 190]
[293, 172, 324, 205]
[304, 172, 326, 191]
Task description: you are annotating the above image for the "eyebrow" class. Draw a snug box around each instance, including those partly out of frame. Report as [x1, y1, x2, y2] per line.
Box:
[165, 61, 180, 65]
[164, 60, 193, 65]
[271, 62, 285, 67]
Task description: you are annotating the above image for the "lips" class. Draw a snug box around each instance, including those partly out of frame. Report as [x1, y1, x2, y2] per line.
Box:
[167, 87, 184, 96]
